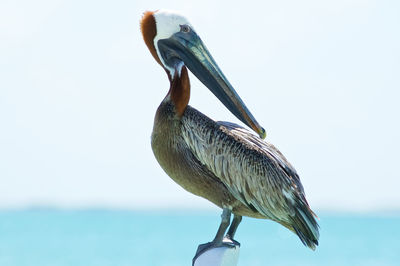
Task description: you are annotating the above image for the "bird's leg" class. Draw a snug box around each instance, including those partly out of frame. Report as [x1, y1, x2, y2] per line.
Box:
[226, 214, 242, 239]
[212, 208, 231, 244]
[226, 214, 242, 246]
[193, 208, 234, 264]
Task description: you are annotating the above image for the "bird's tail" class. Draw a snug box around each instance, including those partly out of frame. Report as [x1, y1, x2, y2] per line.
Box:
[286, 203, 320, 250]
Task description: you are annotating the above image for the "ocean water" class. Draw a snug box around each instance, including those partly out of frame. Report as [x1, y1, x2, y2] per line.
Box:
[0, 210, 399, 266]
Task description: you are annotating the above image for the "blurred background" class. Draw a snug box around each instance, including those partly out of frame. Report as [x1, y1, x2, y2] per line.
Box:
[1, 0, 399, 265]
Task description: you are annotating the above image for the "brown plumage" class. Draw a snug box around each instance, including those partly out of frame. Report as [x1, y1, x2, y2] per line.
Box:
[141, 9, 319, 251]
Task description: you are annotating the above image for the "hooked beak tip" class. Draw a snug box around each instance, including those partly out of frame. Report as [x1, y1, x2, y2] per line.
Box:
[259, 127, 266, 139]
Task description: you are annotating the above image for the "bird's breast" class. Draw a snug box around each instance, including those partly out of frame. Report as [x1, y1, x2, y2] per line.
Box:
[150, 102, 237, 209]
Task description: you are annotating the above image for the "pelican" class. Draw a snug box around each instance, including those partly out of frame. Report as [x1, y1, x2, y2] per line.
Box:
[140, 9, 319, 259]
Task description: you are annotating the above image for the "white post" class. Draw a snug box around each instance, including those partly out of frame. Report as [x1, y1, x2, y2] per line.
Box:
[193, 238, 240, 266]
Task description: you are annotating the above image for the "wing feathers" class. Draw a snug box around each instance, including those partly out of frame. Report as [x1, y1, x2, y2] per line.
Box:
[181, 106, 319, 248]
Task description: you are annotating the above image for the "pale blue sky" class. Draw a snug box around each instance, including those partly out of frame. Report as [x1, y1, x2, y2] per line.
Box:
[1, 0, 399, 211]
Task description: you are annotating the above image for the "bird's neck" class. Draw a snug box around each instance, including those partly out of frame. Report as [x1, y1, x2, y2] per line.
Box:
[167, 65, 190, 117]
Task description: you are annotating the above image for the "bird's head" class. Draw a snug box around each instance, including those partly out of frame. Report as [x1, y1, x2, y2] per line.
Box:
[140, 10, 266, 139]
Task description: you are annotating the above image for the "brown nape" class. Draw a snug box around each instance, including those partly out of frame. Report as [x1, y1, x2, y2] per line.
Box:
[140, 11, 162, 66]
[170, 66, 190, 116]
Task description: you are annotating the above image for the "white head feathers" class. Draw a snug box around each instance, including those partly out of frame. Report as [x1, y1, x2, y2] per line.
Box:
[153, 10, 193, 76]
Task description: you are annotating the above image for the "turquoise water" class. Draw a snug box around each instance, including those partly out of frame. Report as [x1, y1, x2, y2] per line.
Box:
[0, 210, 399, 266]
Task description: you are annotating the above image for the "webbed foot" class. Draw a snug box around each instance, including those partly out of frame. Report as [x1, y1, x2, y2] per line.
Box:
[192, 237, 240, 265]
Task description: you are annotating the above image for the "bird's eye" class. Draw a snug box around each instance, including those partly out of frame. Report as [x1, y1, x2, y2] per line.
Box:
[180, 24, 191, 33]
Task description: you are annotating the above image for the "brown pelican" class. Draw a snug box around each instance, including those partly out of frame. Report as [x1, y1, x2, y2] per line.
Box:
[140, 9, 319, 259]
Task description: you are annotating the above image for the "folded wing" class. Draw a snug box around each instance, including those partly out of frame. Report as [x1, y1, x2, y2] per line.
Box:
[181, 106, 319, 249]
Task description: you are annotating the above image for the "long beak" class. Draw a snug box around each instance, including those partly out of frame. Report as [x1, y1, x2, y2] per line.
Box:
[158, 31, 266, 139]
